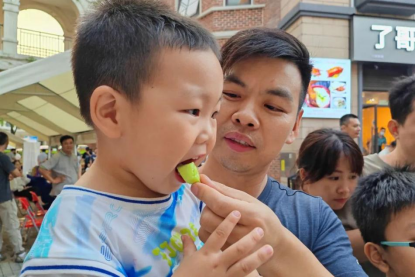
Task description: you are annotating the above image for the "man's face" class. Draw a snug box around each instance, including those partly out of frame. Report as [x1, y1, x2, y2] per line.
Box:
[211, 57, 303, 173]
[396, 104, 415, 158]
[342, 118, 361, 139]
[61, 139, 74, 155]
[382, 206, 415, 277]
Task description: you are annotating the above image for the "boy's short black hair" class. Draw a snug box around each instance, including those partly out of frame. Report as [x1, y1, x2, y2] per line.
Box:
[221, 28, 312, 111]
[340, 114, 358, 127]
[0, 132, 8, 147]
[60, 135, 74, 145]
[352, 167, 415, 246]
[72, 0, 220, 125]
[389, 75, 415, 125]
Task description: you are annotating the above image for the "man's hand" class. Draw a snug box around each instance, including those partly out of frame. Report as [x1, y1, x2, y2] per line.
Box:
[51, 175, 65, 185]
[173, 210, 273, 277]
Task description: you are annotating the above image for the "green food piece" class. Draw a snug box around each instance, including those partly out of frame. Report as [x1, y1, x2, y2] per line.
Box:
[177, 162, 200, 184]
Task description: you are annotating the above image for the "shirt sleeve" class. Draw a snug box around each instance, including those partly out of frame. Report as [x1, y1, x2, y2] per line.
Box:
[313, 200, 368, 277]
[40, 154, 60, 171]
[0, 154, 15, 175]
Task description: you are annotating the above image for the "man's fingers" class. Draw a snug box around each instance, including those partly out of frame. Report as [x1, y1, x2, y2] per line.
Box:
[227, 245, 274, 277]
[203, 210, 241, 251]
[222, 227, 265, 267]
[182, 235, 197, 258]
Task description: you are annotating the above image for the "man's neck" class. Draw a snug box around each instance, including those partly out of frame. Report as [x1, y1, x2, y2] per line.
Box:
[200, 156, 269, 198]
[381, 145, 415, 167]
[62, 150, 72, 156]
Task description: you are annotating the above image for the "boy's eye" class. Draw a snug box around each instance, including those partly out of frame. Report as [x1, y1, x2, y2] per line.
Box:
[186, 109, 200, 117]
[328, 176, 340, 181]
[223, 92, 239, 99]
[211, 111, 219, 119]
[350, 175, 358, 180]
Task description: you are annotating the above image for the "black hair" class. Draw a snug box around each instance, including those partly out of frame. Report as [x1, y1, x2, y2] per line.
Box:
[389, 75, 415, 125]
[340, 114, 358, 127]
[0, 132, 9, 147]
[297, 128, 363, 186]
[380, 127, 386, 131]
[221, 28, 312, 111]
[60, 135, 74, 145]
[72, 0, 220, 125]
[391, 140, 397, 147]
[352, 167, 415, 246]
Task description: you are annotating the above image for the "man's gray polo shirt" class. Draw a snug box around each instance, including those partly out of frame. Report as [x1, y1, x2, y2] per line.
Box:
[41, 151, 79, 196]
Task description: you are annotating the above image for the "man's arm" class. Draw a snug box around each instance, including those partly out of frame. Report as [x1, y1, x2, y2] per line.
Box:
[0, 154, 20, 177]
[347, 229, 368, 262]
[39, 154, 65, 185]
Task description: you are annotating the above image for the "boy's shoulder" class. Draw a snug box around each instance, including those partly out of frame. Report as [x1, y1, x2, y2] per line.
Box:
[22, 184, 202, 277]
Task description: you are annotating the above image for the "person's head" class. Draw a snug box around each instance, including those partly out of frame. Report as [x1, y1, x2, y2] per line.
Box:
[38, 152, 47, 165]
[0, 132, 9, 151]
[352, 168, 415, 277]
[72, 0, 222, 195]
[388, 76, 415, 159]
[297, 128, 363, 210]
[13, 160, 22, 171]
[380, 127, 386, 137]
[11, 148, 16, 154]
[60, 135, 74, 155]
[340, 114, 361, 139]
[209, 28, 312, 174]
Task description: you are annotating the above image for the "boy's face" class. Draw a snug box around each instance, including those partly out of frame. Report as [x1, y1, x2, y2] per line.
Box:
[382, 206, 415, 277]
[122, 49, 223, 195]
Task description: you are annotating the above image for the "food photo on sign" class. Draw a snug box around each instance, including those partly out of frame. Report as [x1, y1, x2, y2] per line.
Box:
[303, 58, 351, 119]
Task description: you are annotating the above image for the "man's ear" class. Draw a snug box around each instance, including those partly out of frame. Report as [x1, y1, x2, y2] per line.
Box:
[388, 119, 400, 140]
[364, 243, 390, 274]
[90, 85, 125, 139]
[340, 125, 346, 132]
[286, 109, 304, 144]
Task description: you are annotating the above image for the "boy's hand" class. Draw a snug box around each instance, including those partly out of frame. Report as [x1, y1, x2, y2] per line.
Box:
[172, 210, 273, 277]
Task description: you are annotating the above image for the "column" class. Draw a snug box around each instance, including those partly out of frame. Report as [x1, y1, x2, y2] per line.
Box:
[2, 0, 20, 56]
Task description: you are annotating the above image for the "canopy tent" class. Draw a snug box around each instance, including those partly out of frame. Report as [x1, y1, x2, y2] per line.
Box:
[0, 51, 96, 145]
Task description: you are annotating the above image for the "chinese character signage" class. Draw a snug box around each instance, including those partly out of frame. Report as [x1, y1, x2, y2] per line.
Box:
[303, 58, 352, 119]
[352, 16, 415, 64]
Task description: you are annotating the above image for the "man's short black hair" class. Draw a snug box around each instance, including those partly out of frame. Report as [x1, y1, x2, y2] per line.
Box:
[0, 132, 8, 147]
[352, 167, 415, 246]
[60, 135, 74, 145]
[221, 28, 312, 111]
[72, 0, 220, 125]
[340, 114, 358, 127]
[389, 75, 415, 125]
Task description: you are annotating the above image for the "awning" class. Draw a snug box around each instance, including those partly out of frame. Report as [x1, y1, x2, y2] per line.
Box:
[0, 51, 96, 145]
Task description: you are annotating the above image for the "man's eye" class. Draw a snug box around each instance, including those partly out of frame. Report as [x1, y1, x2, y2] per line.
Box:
[223, 92, 239, 98]
[265, 104, 283, 112]
[185, 109, 200, 116]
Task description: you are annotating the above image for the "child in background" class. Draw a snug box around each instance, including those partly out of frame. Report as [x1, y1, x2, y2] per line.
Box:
[21, 0, 273, 276]
[352, 168, 415, 277]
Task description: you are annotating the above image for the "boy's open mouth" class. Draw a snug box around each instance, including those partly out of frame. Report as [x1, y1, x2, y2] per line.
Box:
[174, 156, 203, 183]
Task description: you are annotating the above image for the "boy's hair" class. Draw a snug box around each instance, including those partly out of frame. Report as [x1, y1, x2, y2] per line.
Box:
[389, 75, 415, 125]
[340, 114, 358, 127]
[221, 28, 312, 111]
[0, 132, 9, 147]
[296, 128, 363, 185]
[60, 135, 74, 145]
[352, 167, 415, 246]
[72, 0, 220, 125]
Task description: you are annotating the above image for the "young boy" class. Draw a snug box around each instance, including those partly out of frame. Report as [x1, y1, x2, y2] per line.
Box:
[352, 168, 415, 277]
[21, 0, 273, 276]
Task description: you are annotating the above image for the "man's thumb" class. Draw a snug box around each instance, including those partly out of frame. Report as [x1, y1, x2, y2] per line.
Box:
[182, 235, 197, 257]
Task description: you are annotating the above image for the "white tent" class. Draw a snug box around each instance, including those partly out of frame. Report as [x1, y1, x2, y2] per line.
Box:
[0, 51, 96, 145]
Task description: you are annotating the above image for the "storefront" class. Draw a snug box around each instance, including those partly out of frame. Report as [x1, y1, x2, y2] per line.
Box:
[352, 15, 415, 154]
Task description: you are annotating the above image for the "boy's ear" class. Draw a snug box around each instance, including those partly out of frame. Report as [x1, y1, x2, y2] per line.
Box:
[364, 243, 390, 274]
[90, 85, 125, 139]
[388, 119, 400, 140]
[286, 109, 303, 144]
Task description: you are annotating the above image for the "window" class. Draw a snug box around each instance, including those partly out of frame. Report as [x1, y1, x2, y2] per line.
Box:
[226, 0, 252, 6]
[178, 0, 200, 17]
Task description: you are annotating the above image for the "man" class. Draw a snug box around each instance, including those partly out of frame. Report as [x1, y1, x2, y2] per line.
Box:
[39, 135, 81, 196]
[6, 148, 16, 162]
[195, 28, 366, 276]
[340, 114, 361, 139]
[0, 132, 26, 262]
[377, 127, 387, 153]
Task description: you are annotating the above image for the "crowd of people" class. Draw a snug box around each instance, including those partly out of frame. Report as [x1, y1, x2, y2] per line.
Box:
[0, 0, 412, 276]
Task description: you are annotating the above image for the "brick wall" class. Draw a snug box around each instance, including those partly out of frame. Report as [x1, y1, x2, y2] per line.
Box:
[264, 0, 281, 27]
[199, 8, 263, 32]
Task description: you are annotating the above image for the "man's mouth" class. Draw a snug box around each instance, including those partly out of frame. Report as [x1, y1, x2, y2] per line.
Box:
[224, 132, 255, 152]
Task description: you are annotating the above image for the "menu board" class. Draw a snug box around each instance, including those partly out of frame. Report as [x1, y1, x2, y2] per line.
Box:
[302, 58, 351, 119]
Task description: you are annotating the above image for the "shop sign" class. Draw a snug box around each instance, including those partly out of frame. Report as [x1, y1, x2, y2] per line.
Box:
[352, 16, 415, 64]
